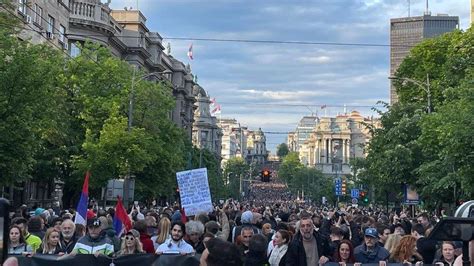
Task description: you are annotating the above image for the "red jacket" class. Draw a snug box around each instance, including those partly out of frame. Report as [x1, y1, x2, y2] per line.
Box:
[140, 233, 155, 254]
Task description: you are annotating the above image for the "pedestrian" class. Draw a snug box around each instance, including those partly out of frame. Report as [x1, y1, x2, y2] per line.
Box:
[245, 234, 269, 266]
[184, 220, 205, 253]
[268, 229, 291, 266]
[152, 216, 171, 250]
[433, 241, 457, 266]
[37, 228, 63, 254]
[232, 211, 261, 243]
[333, 239, 356, 264]
[389, 235, 423, 264]
[58, 219, 78, 254]
[384, 233, 402, 254]
[133, 219, 155, 253]
[285, 213, 331, 266]
[156, 221, 194, 255]
[7, 225, 33, 255]
[117, 229, 144, 255]
[11, 217, 42, 252]
[71, 217, 114, 256]
[354, 228, 390, 263]
[200, 237, 242, 266]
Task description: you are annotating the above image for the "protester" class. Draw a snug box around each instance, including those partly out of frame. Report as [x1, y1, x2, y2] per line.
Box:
[58, 219, 78, 254]
[237, 226, 254, 255]
[201, 237, 242, 266]
[285, 213, 331, 266]
[37, 228, 63, 254]
[8, 225, 33, 254]
[268, 229, 291, 266]
[184, 220, 205, 253]
[11, 217, 41, 252]
[244, 234, 269, 266]
[333, 239, 356, 264]
[434, 241, 457, 266]
[133, 219, 155, 253]
[156, 221, 194, 255]
[389, 235, 423, 263]
[384, 233, 402, 254]
[354, 227, 390, 263]
[71, 217, 114, 256]
[28, 216, 45, 240]
[117, 229, 144, 255]
[232, 211, 260, 243]
[412, 223, 437, 264]
[152, 216, 171, 250]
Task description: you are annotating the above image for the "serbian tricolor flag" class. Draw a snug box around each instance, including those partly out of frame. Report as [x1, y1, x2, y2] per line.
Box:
[74, 171, 90, 226]
[113, 196, 132, 236]
[180, 208, 187, 224]
[187, 43, 193, 60]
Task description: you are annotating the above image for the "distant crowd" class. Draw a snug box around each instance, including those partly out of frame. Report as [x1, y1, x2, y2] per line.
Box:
[4, 197, 474, 266]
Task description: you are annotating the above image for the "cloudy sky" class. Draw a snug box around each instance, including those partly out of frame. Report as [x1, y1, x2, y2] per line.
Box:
[110, 0, 470, 153]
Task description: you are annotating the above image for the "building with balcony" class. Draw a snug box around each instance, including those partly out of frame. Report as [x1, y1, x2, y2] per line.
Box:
[245, 128, 269, 166]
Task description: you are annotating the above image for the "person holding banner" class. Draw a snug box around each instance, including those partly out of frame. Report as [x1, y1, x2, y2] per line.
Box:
[71, 218, 114, 256]
[156, 221, 194, 255]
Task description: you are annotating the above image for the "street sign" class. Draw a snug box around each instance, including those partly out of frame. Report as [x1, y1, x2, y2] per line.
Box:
[351, 189, 360, 199]
[351, 198, 358, 204]
[335, 178, 342, 196]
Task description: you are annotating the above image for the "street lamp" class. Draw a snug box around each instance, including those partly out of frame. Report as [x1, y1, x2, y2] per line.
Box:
[123, 68, 173, 208]
[388, 74, 431, 113]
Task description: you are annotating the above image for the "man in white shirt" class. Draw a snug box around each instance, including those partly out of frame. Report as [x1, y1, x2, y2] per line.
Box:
[156, 221, 194, 255]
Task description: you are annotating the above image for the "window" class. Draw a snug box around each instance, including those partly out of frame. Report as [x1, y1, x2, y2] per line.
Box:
[70, 42, 80, 57]
[18, 0, 26, 14]
[47, 15, 55, 34]
[34, 4, 42, 25]
[59, 24, 65, 43]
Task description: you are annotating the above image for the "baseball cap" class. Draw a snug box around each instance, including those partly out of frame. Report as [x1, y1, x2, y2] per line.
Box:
[87, 217, 101, 227]
[365, 227, 378, 238]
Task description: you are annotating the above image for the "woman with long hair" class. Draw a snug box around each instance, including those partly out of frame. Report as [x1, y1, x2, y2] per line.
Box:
[389, 235, 423, 263]
[37, 228, 62, 254]
[333, 239, 356, 264]
[384, 233, 402, 254]
[152, 217, 171, 250]
[268, 229, 291, 266]
[117, 230, 144, 255]
[434, 241, 457, 266]
[8, 225, 33, 254]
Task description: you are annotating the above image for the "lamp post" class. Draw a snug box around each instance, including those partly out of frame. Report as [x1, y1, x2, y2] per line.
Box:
[389, 74, 431, 113]
[123, 68, 173, 208]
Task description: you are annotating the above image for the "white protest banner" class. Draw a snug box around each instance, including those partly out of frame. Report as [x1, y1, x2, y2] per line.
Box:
[176, 168, 213, 216]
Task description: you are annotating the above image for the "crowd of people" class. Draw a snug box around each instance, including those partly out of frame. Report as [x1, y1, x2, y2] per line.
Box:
[3, 180, 474, 266]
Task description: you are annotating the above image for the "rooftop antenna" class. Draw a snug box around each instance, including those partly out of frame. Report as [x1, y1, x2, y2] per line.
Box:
[407, 0, 411, 17]
[424, 0, 431, 16]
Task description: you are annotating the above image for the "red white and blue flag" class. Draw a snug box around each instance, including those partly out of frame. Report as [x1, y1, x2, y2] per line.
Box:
[113, 196, 132, 236]
[187, 43, 193, 60]
[74, 171, 90, 226]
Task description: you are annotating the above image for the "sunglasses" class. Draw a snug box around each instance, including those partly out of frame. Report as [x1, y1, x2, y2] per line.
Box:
[125, 236, 135, 240]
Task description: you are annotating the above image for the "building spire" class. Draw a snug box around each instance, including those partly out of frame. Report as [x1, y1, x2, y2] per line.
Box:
[424, 0, 431, 15]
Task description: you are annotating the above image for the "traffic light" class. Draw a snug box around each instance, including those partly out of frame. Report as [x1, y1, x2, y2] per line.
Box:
[261, 170, 271, 182]
[359, 191, 369, 203]
[341, 179, 347, 195]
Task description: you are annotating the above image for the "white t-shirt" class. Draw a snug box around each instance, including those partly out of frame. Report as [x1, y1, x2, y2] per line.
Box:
[156, 238, 194, 255]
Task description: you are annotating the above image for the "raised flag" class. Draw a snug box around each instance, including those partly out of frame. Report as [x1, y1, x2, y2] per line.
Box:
[74, 171, 90, 226]
[187, 43, 193, 60]
[113, 196, 132, 236]
[211, 104, 221, 115]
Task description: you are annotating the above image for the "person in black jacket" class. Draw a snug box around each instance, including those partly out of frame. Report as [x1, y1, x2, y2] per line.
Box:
[59, 219, 78, 254]
[285, 213, 331, 266]
[354, 228, 390, 263]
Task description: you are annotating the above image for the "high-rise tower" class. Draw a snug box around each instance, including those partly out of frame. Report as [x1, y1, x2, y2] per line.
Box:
[389, 10, 459, 104]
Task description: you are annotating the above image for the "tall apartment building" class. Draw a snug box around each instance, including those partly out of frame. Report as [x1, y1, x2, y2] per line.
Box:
[390, 13, 459, 104]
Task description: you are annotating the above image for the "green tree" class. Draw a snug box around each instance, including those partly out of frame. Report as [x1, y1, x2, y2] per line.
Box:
[276, 143, 289, 159]
[223, 157, 249, 199]
[0, 21, 64, 187]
